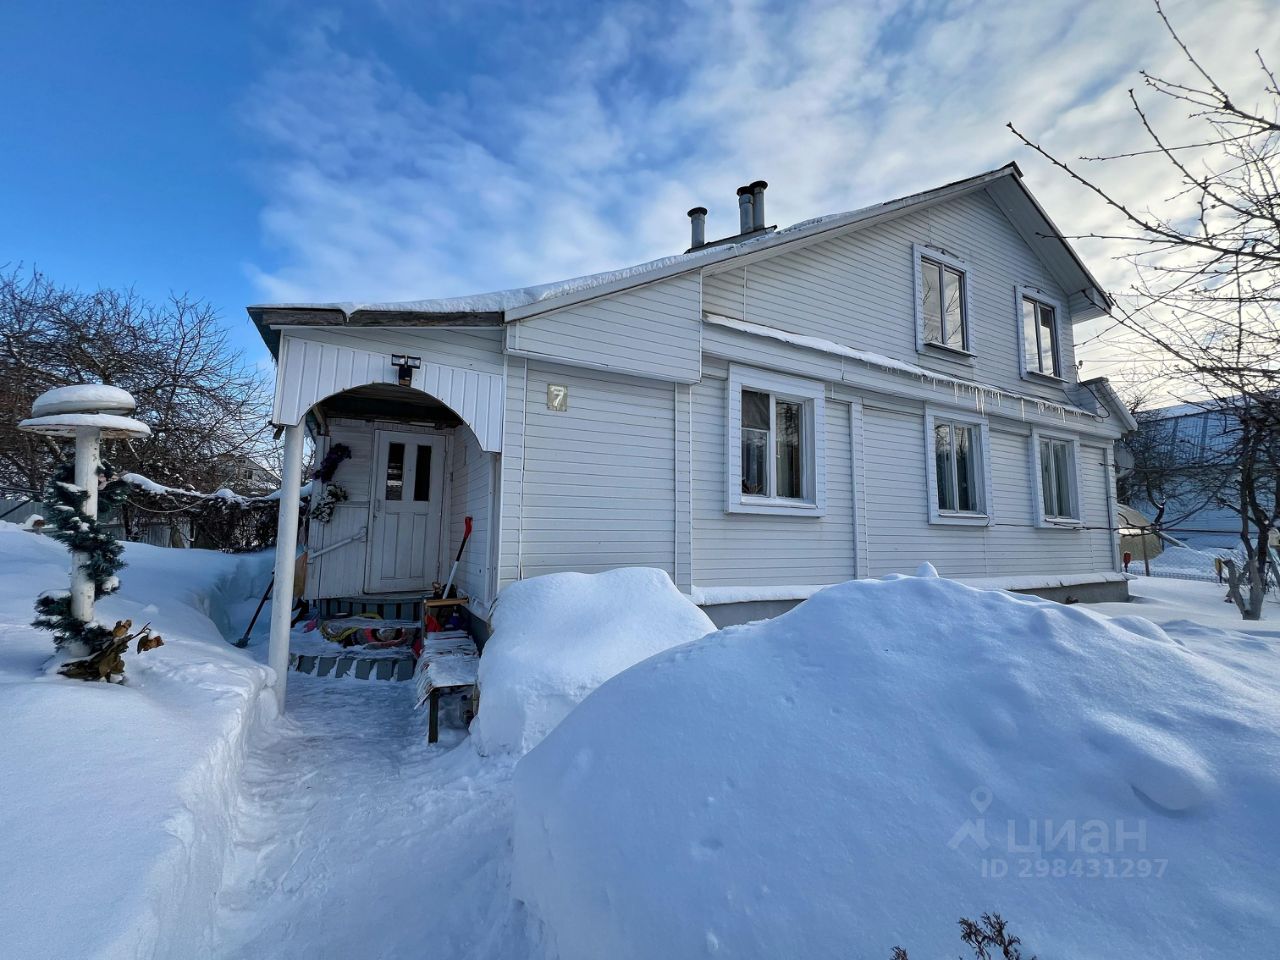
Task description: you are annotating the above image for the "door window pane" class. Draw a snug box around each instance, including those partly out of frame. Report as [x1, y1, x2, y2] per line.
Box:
[385, 442, 405, 501]
[922, 260, 943, 344]
[413, 444, 433, 501]
[934, 423, 955, 511]
[943, 267, 965, 349]
[775, 399, 803, 499]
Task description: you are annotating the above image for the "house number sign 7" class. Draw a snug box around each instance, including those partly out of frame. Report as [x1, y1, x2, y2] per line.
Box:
[547, 384, 568, 412]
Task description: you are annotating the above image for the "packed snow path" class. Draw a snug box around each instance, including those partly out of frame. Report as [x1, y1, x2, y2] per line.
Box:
[211, 674, 528, 960]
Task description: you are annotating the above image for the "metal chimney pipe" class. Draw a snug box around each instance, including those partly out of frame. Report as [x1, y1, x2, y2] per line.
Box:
[737, 185, 754, 234]
[750, 180, 768, 231]
[688, 206, 708, 248]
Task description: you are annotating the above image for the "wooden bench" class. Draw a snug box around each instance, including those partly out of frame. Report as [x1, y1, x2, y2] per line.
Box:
[417, 593, 478, 742]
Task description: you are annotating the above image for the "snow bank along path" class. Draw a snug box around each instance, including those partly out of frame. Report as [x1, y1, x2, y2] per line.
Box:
[473, 567, 714, 757]
[0, 523, 275, 960]
[210, 676, 524, 960]
[513, 573, 1280, 960]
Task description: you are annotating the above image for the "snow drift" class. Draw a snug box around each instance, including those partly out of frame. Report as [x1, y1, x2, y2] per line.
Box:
[0, 523, 274, 960]
[472, 568, 715, 756]
[512, 574, 1280, 959]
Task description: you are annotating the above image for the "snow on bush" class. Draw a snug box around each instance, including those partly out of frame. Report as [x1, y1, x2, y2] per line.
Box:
[472, 568, 715, 757]
[512, 574, 1280, 959]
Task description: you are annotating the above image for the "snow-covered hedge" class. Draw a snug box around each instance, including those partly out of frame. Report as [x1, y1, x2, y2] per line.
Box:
[512, 572, 1280, 959]
[472, 568, 714, 756]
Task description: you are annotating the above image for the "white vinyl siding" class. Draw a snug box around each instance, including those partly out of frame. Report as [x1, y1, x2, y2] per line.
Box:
[447, 424, 494, 607]
[273, 332, 504, 450]
[702, 189, 1077, 403]
[692, 374, 855, 588]
[497, 356, 528, 588]
[514, 361, 676, 579]
[305, 421, 374, 599]
[506, 274, 702, 384]
[863, 406, 1114, 577]
[280, 326, 506, 377]
[703, 270, 745, 320]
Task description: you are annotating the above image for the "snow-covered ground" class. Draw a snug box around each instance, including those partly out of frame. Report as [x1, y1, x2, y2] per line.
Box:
[0, 523, 275, 959]
[512, 573, 1280, 959]
[3, 520, 1279, 960]
[210, 677, 522, 960]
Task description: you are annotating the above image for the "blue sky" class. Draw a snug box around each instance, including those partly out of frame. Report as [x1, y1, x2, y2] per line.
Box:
[3, 1, 1274, 379]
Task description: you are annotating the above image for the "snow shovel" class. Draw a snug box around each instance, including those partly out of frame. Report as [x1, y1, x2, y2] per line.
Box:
[232, 526, 368, 647]
[426, 516, 473, 632]
[233, 576, 274, 648]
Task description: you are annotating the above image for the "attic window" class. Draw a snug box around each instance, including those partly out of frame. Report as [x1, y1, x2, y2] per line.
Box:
[1016, 286, 1066, 380]
[913, 244, 972, 356]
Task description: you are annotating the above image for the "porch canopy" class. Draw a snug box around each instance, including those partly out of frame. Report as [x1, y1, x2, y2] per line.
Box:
[272, 336, 503, 453]
[261, 332, 504, 711]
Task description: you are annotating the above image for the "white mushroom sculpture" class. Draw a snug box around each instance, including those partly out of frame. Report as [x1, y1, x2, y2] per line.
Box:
[19, 385, 150, 671]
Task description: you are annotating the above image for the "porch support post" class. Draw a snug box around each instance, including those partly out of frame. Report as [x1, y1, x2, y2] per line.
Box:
[268, 422, 304, 712]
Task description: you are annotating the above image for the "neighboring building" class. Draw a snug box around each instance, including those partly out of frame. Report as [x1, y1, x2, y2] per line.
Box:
[210, 453, 280, 496]
[1125, 401, 1275, 551]
[252, 163, 1136, 634]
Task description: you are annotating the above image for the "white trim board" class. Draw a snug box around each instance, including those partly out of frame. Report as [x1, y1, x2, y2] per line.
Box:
[703, 313, 1105, 428]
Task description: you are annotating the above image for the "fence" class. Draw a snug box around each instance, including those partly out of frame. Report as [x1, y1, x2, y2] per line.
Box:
[2, 486, 283, 554]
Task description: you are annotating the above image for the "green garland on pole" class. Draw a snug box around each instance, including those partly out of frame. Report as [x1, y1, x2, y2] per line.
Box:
[32, 459, 131, 655]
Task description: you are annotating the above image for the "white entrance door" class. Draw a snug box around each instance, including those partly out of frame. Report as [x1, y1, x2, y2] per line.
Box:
[365, 430, 445, 593]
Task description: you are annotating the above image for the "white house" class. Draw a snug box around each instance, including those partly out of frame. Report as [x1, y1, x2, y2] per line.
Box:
[252, 163, 1137, 677]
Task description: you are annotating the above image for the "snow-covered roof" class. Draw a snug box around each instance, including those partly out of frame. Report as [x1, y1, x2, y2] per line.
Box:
[249, 163, 1112, 337]
[250, 212, 857, 322]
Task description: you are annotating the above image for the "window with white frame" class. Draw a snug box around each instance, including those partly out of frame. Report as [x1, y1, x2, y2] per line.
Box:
[1020, 291, 1062, 378]
[924, 409, 992, 525]
[1032, 431, 1081, 525]
[914, 244, 970, 354]
[726, 366, 826, 515]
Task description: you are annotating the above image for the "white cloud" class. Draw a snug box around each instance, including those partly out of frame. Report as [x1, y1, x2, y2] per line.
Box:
[243, 0, 1279, 394]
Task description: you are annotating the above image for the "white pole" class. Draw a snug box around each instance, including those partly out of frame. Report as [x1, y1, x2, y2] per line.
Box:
[268, 423, 304, 712]
[69, 427, 101, 626]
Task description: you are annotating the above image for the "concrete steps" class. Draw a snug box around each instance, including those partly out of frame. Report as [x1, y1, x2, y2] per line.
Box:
[291, 597, 423, 682]
[289, 650, 416, 682]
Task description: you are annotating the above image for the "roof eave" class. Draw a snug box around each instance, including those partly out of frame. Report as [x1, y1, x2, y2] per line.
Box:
[247, 305, 503, 359]
[1080, 377, 1139, 434]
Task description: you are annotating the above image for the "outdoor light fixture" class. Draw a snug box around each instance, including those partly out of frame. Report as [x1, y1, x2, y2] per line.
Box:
[391, 354, 422, 387]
